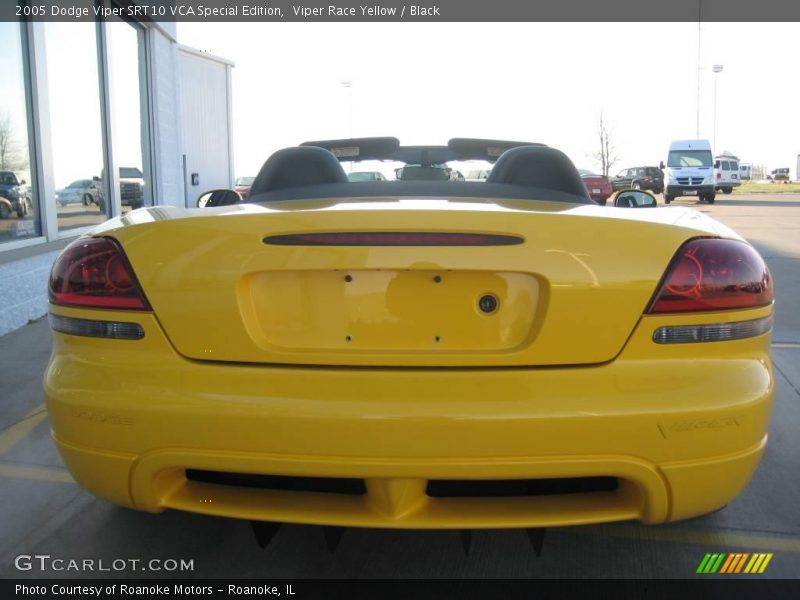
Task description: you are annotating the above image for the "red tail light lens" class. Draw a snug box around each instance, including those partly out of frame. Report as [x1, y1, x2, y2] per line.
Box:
[647, 238, 772, 313]
[49, 237, 150, 310]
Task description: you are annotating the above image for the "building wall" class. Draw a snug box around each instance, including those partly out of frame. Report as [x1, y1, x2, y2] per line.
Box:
[179, 48, 235, 204]
[0, 20, 232, 337]
[0, 251, 60, 335]
[149, 27, 185, 208]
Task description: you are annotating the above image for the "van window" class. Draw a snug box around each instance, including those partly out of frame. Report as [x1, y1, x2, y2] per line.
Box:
[731, 162, 739, 171]
[668, 150, 713, 168]
[722, 161, 730, 171]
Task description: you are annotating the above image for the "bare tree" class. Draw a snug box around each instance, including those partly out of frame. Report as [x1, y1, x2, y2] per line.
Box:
[0, 113, 28, 172]
[593, 113, 618, 177]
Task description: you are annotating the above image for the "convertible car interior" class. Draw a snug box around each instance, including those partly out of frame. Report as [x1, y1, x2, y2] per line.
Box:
[243, 137, 595, 205]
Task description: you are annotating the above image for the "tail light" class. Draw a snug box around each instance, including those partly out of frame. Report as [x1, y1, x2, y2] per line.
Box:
[647, 238, 772, 314]
[49, 237, 150, 310]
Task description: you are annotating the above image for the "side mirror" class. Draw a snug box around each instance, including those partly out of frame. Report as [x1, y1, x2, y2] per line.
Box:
[613, 190, 658, 208]
[659, 161, 665, 170]
[197, 189, 241, 208]
[20, 179, 26, 185]
[714, 160, 720, 168]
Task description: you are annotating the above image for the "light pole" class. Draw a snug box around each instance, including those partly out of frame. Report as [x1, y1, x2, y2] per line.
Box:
[696, 0, 702, 137]
[340, 80, 353, 139]
[712, 64, 723, 151]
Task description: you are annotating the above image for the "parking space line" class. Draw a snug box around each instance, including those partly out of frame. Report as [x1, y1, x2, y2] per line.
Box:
[772, 342, 800, 348]
[592, 524, 800, 553]
[0, 462, 74, 484]
[0, 403, 47, 458]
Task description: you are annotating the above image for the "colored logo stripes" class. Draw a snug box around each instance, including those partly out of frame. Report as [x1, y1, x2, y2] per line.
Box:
[696, 552, 773, 574]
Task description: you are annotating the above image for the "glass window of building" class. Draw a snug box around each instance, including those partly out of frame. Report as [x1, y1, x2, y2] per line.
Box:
[45, 21, 107, 232]
[0, 23, 39, 244]
[107, 20, 151, 212]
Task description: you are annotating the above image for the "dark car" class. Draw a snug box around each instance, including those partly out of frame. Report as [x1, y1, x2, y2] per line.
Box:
[0, 170, 30, 218]
[767, 168, 790, 183]
[611, 166, 664, 194]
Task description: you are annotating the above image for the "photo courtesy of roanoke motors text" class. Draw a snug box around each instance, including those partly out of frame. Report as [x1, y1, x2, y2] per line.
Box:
[1, 0, 800, 597]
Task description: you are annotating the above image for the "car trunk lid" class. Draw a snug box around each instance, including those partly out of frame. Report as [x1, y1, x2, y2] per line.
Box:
[105, 198, 728, 367]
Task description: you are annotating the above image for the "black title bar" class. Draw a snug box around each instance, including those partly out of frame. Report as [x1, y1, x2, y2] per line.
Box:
[4, 579, 800, 600]
[5, 0, 800, 22]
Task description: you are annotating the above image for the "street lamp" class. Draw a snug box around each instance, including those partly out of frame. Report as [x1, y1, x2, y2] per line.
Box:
[340, 80, 353, 139]
[712, 64, 723, 152]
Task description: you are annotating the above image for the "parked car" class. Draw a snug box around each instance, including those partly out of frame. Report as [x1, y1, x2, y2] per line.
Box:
[119, 167, 145, 208]
[56, 179, 103, 207]
[714, 154, 741, 194]
[767, 168, 790, 183]
[46, 138, 774, 535]
[0, 170, 30, 218]
[739, 163, 752, 181]
[662, 139, 715, 204]
[234, 176, 255, 199]
[394, 164, 452, 181]
[465, 169, 491, 181]
[347, 171, 387, 182]
[578, 169, 613, 205]
[611, 166, 664, 194]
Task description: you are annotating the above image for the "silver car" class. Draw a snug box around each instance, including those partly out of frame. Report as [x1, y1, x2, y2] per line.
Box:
[56, 179, 102, 207]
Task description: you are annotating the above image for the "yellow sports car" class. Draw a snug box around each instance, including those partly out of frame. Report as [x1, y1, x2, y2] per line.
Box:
[45, 138, 774, 542]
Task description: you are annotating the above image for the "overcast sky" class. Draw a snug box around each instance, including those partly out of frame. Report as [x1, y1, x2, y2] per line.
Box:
[179, 22, 799, 178]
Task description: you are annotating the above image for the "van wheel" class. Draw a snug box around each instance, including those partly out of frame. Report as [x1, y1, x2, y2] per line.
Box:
[703, 195, 715, 204]
[664, 196, 672, 204]
[722, 187, 732, 194]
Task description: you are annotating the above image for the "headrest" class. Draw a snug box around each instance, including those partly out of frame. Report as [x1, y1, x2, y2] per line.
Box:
[250, 146, 348, 195]
[487, 146, 589, 199]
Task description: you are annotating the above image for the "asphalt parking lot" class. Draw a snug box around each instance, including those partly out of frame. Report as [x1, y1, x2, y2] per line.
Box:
[1, 193, 799, 579]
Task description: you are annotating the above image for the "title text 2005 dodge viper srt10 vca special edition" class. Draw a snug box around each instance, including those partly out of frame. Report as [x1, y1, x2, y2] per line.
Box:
[45, 138, 774, 533]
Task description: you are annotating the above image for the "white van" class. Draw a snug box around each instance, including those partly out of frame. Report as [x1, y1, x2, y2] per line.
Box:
[739, 163, 752, 181]
[714, 153, 741, 194]
[661, 139, 715, 204]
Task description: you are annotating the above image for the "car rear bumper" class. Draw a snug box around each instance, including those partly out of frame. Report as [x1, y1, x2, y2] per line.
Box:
[53, 434, 766, 528]
[45, 305, 774, 528]
[666, 184, 715, 197]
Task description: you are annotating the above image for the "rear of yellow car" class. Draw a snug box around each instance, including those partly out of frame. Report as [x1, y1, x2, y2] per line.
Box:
[44, 200, 774, 529]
